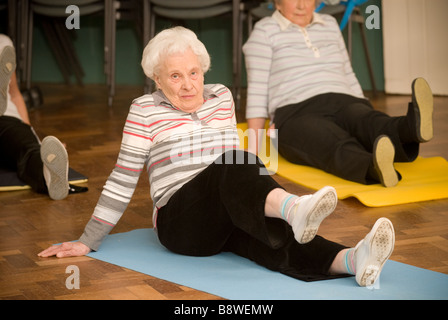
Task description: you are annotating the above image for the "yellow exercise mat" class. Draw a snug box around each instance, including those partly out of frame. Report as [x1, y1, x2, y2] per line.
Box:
[237, 122, 448, 207]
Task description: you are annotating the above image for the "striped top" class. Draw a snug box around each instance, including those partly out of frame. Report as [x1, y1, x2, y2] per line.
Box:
[79, 84, 239, 251]
[243, 10, 364, 121]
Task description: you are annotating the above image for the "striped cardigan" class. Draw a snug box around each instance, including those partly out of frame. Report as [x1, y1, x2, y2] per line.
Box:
[79, 84, 239, 251]
[243, 10, 364, 122]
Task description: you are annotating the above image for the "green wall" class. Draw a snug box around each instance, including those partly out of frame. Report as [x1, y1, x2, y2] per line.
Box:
[341, 0, 384, 91]
[29, 14, 235, 87]
[9, 1, 384, 91]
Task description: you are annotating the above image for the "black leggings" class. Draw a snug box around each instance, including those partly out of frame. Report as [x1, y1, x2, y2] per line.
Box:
[156, 150, 347, 282]
[274, 93, 419, 184]
[0, 116, 47, 193]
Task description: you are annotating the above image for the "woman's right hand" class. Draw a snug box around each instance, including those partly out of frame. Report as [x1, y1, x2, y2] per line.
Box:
[38, 241, 91, 258]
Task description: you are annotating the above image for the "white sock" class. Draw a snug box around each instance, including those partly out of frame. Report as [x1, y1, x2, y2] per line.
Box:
[280, 194, 300, 224]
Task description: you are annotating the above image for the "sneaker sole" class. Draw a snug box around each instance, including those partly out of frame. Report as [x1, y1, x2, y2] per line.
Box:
[356, 218, 395, 287]
[373, 135, 398, 188]
[297, 186, 337, 244]
[412, 78, 433, 142]
[41, 136, 69, 200]
[0, 46, 16, 116]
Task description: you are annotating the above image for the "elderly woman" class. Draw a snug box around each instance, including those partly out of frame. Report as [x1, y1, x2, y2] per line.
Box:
[243, 0, 434, 187]
[39, 27, 395, 287]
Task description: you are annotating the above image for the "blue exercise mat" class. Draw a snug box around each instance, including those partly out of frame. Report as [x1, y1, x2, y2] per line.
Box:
[88, 228, 448, 300]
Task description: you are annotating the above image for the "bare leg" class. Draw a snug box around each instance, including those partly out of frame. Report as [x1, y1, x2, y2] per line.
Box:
[329, 248, 353, 275]
[264, 188, 289, 219]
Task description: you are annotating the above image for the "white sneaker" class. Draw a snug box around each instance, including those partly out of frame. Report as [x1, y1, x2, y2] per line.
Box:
[291, 186, 337, 244]
[354, 218, 395, 287]
[0, 45, 15, 116]
[41, 136, 69, 200]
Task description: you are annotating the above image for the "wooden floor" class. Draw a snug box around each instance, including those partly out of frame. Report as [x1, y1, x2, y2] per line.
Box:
[1, 83, 447, 300]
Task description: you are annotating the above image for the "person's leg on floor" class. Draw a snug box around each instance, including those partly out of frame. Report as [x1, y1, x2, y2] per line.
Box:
[277, 113, 374, 184]
[157, 150, 344, 281]
[329, 218, 395, 287]
[0, 116, 47, 192]
[0, 116, 69, 199]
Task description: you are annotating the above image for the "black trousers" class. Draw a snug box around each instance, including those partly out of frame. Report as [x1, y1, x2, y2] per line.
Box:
[0, 116, 47, 193]
[274, 93, 419, 185]
[157, 150, 347, 282]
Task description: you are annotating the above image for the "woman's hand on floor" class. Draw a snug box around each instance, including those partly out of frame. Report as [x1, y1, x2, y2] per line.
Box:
[38, 241, 91, 258]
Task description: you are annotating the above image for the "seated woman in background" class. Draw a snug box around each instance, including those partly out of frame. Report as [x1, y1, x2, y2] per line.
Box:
[39, 26, 395, 287]
[243, 0, 434, 188]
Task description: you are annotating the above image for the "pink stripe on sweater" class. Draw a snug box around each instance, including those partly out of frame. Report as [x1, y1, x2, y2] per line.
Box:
[92, 216, 115, 227]
[115, 164, 143, 172]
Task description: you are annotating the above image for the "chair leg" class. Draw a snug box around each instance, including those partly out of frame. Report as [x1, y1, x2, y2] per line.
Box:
[18, 0, 30, 89]
[358, 20, 377, 95]
[232, 0, 240, 110]
[109, 5, 116, 107]
[145, 4, 156, 94]
[104, 0, 111, 87]
[26, 9, 33, 90]
[104, 0, 116, 106]
[235, 6, 245, 111]
[347, 15, 353, 59]
[143, 0, 153, 94]
[41, 20, 71, 85]
[54, 21, 84, 85]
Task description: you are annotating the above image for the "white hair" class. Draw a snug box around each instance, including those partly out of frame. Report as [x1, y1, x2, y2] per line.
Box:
[141, 26, 211, 80]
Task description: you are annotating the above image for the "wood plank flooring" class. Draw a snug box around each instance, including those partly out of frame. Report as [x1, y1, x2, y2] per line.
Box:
[1, 83, 447, 300]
